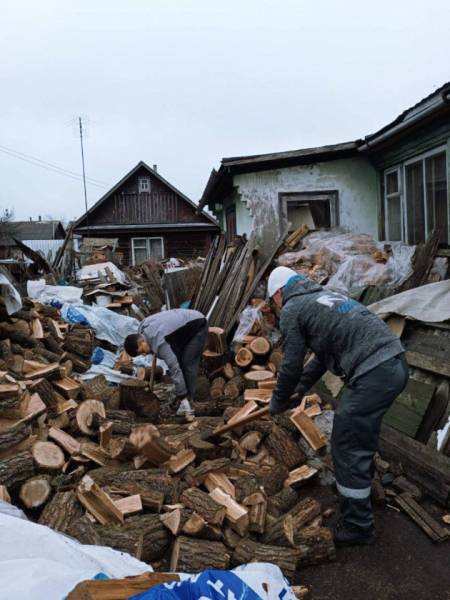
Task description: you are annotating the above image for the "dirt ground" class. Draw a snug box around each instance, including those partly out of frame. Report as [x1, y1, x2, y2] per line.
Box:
[296, 484, 450, 600]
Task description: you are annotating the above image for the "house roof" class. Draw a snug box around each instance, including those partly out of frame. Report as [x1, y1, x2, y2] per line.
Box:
[74, 161, 219, 230]
[0, 221, 65, 245]
[198, 81, 450, 212]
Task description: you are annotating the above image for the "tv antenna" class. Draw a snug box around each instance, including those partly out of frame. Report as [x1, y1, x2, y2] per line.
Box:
[71, 115, 91, 237]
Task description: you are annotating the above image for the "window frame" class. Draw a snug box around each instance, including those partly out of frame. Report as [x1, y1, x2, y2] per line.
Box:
[139, 178, 151, 193]
[131, 236, 164, 266]
[280, 191, 339, 231]
[403, 145, 448, 244]
[384, 165, 404, 241]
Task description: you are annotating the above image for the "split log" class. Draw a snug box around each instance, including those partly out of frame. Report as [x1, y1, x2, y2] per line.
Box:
[248, 499, 267, 533]
[90, 467, 178, 503]
[280, 497, 322, 533]
[26, 362, 65, 381]
[295, 526, 336, 567]
[30, 378, 58, 417]
[114, 494, 143, 517]
[235, 347, 253, 368]
[244, 371, 275, 388]
[164, 448, 196, 475]
[96, 513, 172, 562]
[32, 441, 65, 473]
[38, 490, 84, 533]
[265, 425, 307, 470]
[208, 363, 234, 382]
[0, 387, 30, 419]
[63, 337, 93, 358]
[48, 427, 80, 454]
[209, 487, 249, 535]
[0, 451, 35, 489]
[234, 474, 262, 503]
[30, 317, 44, 340]
[74, 400, 106, 436]
[206, 327, 227, 355]
[267, 487, 299, 518]
[0, 325, 39, 349]
[249, 337, 271, 357]
[290, 409, 329, 450]
[77, 475, 124, 525]
[0, 486, 11, 503]
[180, 487, 227, 525]
[68, 515, 102, 546]
[108, 437, 139, 462]
[160, 507, 185, 535]
[0, 422, 31, 451]
[99, 421, 113, 449]
[65, 352, 91, 373]
[119, 379, 160, 420]
[136, 365, 164, 382]
[52, 377, 81, 400]
[262, 513, 295, 547]
[19, 475, 52, 509]
[43, 334, 64, 356]
[285, 465, 318, 489]
[181, 512, 222, 540]
[232, 538, 296, 582]
[66, 573, 180, 600]
[210, 377, 226, 399]
[35, 347, 67, 364]
[104, 409, 136, 436]
[224, 375, 245, 400]
[204, 472, 236, 498]
[170, 536, 230, 573]
[260, 464, 290, 496]
[189, 457, 231, 486]
[80, 442, 111, 467]
[130, 425, 175, 465]
[239, 431, 262, 453]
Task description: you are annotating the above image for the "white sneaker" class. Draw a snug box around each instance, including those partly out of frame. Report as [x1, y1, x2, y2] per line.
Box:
[176, 399, 194, 416]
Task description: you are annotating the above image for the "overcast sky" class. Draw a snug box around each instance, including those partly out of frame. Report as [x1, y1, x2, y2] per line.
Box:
[1, 1, 449, 223]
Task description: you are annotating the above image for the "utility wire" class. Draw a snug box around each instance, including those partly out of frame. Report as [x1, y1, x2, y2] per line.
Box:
[0, 145, 111, 188]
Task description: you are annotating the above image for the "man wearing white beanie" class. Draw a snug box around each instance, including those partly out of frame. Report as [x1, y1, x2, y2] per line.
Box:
[267, 266, 408, 548]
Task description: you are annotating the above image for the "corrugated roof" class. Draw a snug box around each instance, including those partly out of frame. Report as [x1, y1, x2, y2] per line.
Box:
[3, 221, 65, 242]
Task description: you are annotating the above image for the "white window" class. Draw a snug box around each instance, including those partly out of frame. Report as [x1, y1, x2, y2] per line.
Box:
[131, 237, 163, 265]
[384, 147, 448, 244]
[139, 178, 150, 193]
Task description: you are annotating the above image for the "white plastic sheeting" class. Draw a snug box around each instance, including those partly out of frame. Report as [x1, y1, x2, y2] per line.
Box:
[0, 505, 151, 600]
[27, 279, 83, 305]
[77, 262, 127, 284]
[0, 273, 22, 314]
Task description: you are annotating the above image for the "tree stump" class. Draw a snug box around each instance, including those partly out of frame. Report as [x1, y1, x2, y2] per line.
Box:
[170, 536, 230, 573]
[20, 475, 52, 509]
[119, 379, 160, 419]
[206, 327, 227, 355]
[38, 490, 84, 533]
[32, 441, 65, 474]
[232, 538, 296, 582]
[202, 350, 227, 373]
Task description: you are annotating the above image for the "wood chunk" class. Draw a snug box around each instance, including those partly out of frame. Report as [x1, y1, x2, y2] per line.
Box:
[26, 362, 65, 381]
[48, 427, 81, 455]
[269, 350, 283, 371]
[160, 508, 182, 535]
[38, 490, 83, 533]
[66, 572, 180, 600]
[30, 379, 58, 417]
[140, 490, 165, 512]
[52, 377, 81, 400]
[392, 476, 422, 501]
[244, 389, 272, 403]
[19, 475, 52, 509]
[222, 524, 242, 549]
[114, 494, 143, 516]
[99, 421, 113, 450]
[189, 457, 231, 486]
[119, 379, 160, 419]
[0, 485, 11, 503]
[249, 336, 271, 357]
[67, 515, 102, 546]
[235, 347, 253, 368]
[205, 472, 236, 498]
[295, 526, 336, 567]
[395, 492, 449, 542]
[108, 437, 139, 462]
[32, 441, 65, 473]
[232, 538, 296, 582]
[164, 448, 196, 475]
[91, 467, 177, 504]
[75, 400, 107, 436]
[209, 487, 249, 535]
[265, 425, 307, 470]
[260, 464, 289, 497]
[267, 487, 299, 518]
[285, 465, 318, 489]
[0, 421, 31, 452]
[80, 442, 111, 467]
[290, 410, 329, 450]
[0, 387, 30, 420]
[248, 499, 267, 533]
[262, 512, 295, 547]
[77, 475, 124, 525]
[170, 536, 231, 574]
[289, 497, 322, 532]
[239, 431, 262, 453]
[224, 375, 245, 400]
[180, 487, 227, 525]
[129, 424, 175, 465]
[96, 514, 172, 562]
[182, 511, 204, 535]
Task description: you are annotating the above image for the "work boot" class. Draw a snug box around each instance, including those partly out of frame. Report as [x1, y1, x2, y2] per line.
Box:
[329, 518, 376, 547]
[176, 399, 194, 417]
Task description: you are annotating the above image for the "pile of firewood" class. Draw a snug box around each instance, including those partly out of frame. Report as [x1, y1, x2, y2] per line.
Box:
[0, 298, 336, 588]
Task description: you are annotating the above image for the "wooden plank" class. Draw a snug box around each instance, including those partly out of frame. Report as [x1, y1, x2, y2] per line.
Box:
[402, 328, 450, 362]
[406, 350, 450, 378]
[383, 379, 436, 438]
[379, 424, 450, 506]
[395, 492, 449, 542]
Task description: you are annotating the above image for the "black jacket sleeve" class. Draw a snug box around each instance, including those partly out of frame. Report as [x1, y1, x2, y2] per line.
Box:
[295, 355, 327, 398]
[270, 310, 307, 414]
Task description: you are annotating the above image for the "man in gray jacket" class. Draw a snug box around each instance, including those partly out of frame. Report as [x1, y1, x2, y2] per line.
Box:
[124, 309, 208, 417]
[267, 266, 409, 547]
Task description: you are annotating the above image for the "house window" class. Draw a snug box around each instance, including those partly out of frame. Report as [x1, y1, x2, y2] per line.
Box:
[139, 178, 150, 193]
[281, 192, 338, 232]
[385, 148, 448, 244]
[132, 237, 163, 265]
[226, 205, 237, 243]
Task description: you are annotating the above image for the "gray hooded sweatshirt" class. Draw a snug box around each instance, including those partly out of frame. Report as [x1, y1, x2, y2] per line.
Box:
[271, 276, 404, 412]
[138, 309, 206, 399]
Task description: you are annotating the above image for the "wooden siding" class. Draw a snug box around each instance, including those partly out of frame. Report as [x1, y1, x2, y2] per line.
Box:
[113, 193, 179, 224]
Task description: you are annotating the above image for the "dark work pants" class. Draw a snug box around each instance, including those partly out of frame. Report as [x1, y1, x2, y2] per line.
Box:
[179, 322, 208, 402]
[331, 353, 409, 528]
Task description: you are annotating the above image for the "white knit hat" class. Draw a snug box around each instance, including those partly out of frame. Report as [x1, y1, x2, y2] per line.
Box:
[267, 266, 298, 298]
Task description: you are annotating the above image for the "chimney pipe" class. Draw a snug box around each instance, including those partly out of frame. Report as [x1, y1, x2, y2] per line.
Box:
[29, 217, 32, 221]
[153, 164, 157, 172]
[38, 215, 42, 222]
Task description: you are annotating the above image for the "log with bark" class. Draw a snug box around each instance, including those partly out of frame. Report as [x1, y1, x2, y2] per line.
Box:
[32, 441, 65, 474]
[265, 425, 307, 470]
[249, 336, 271, 357]
[210, 377, 226, 399]
[0, 451, 35, 489]
[208, 363, 234, 382]
[38, 490, 84, 533]
[136, 365, 164, 382]
[170, 536, 231, 573]
[235, 347, 253, 368]
[119, 379, 160, 420]
[224, 375, 245, 400]
[180, 487, 227, 525]
[77, 475, 124, 525]
[19, 475, 52, 509]
[295, 526, 336, 567]
[206, 327, 227, 355]
[232, 538, 296, 582]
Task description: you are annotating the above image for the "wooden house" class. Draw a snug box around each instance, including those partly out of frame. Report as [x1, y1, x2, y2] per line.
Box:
[73, 162, 220, 265]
